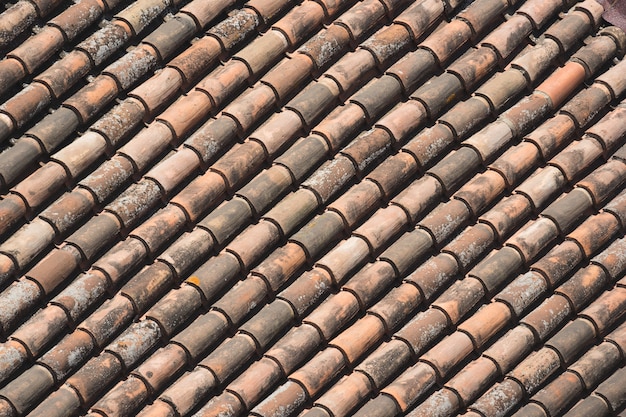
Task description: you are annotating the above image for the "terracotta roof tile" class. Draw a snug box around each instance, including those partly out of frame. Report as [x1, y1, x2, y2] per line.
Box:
[0, 0, 625, 416]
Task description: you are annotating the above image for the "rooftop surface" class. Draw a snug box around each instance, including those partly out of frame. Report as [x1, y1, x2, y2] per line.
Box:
[0, 0, 625, 416]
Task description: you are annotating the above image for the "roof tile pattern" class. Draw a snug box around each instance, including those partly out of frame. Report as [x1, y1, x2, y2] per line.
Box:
[0, 0, 625, 416]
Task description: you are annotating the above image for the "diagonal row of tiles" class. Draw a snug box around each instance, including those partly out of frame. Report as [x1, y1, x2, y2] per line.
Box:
[0, 0, 588, 372]
[0, 0, 615, 416]
[3, 0, 502, 336]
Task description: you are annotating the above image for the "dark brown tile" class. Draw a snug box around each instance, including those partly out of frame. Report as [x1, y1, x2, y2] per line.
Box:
[427, 146, 482, 195]
[241, 299, 295, 349]
[593, 366, 626, 415]
[351, 75, 404, 122]
[440, 96, 492, 141]
[271, 137, 324, 190]
[546, 318, 598, 366]
[0, 137, 43, 190]
[277, 268, 332, 316]
[246, 0, 290, 25]
[0, 1, 38, 48]
[351, 393, 400, 417]
[170, 309, 229, 362]
[48, 0, 103, 41]
[564, 394, 611, 417]
[286, 78, 341, 129]
[380, 227, 433, 277]
[0, 364, 54, 415]
[185, 251, 241, 303]
[143, 14, 198, 62]
[356, 339, 412, 388]
[541, 188, 594, 235]
[26, 384, 81, 417]
[412, 72, 464, 120]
